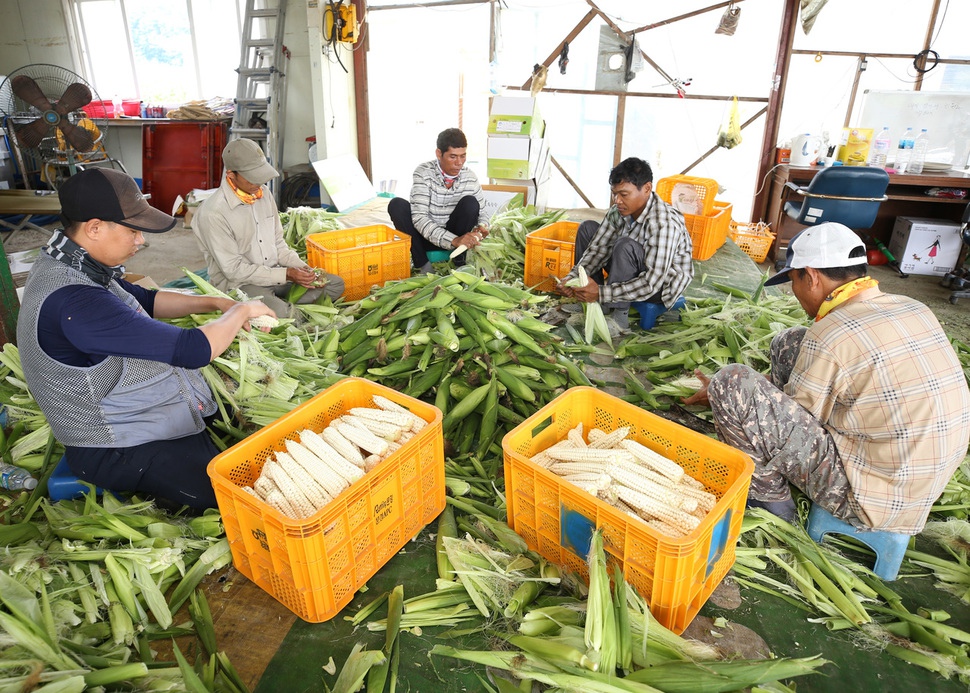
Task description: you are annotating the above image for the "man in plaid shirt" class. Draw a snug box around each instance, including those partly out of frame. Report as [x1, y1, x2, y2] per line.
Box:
[557, 158, 693, 331]
[388, 128, 490, 273]
[686, 223, 970, 531]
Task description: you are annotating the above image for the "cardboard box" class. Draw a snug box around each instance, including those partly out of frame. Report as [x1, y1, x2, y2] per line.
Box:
[888, 217, 963, 276]
[487, 135, 544, 180]
[122, 273, 162, 289]
[488, 96, 543, 138]
[837, 127, 873, 166]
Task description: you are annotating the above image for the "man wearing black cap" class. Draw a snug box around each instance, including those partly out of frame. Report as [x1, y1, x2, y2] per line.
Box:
[16, 168, 277, 510]
[193, 138, 344, 315]
[685, 222, 970, 533]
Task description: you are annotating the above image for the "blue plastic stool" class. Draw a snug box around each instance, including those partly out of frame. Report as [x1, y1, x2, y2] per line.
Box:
[426, 250, 451, 263]
[630, 296, 687, 330]
[806, 504, 910, 581]
[48, 455, 109, 501]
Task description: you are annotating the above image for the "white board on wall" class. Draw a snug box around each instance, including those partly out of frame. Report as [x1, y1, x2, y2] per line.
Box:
[859, 90, 970, 171]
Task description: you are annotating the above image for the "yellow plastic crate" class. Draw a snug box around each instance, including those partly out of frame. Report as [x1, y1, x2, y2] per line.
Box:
[685, 200, 733, 261]
[208, 378, 445, 622]
[656, 175, 719, 217]
[523, 221, 580, 292]
[502, 387, 753, 634]
[729, 221, 776, 264]
[306, 225, 411, 301]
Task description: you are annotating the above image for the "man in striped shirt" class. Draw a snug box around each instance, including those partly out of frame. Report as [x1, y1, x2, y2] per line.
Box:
[388, 128, 490, 273]
[557, 158, 693, 331]
[686, 223, 970, 532]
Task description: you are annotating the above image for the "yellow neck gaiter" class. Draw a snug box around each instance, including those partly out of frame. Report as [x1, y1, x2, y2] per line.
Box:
[815, 276, 879, 321]
[227, 173, 263, 205]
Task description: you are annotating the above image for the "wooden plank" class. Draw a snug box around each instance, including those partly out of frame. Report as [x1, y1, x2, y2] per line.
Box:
[613, 95, 626, 167]
[551, 156, 595, 208]
[629, 0, 748, 33]
[352, 0, 372, 179]
[520, 9, 597, 91]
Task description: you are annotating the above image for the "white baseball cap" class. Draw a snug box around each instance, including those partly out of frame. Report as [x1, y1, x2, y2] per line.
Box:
[765, 222, 867, 286]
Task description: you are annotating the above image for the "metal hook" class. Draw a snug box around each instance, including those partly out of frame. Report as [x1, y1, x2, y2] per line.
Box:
[815, 52, 823, 63]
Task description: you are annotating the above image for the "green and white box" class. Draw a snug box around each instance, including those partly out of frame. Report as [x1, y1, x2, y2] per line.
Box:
[488, 96, 544, 138]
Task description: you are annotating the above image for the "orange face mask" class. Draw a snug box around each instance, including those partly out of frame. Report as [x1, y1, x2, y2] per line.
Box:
[227, 172, 263, 204]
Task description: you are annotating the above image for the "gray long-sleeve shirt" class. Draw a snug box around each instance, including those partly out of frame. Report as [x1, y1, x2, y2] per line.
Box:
[409, 161, 489, 248]
[192, 177, 308, 292]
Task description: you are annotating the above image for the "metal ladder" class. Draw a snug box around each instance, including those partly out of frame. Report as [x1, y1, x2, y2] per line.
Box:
[231, 0, 288, 197]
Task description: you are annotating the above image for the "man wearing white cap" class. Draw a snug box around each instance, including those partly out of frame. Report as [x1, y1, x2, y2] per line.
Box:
[686, 222, 970, 533]
[193, 138, 344, 316]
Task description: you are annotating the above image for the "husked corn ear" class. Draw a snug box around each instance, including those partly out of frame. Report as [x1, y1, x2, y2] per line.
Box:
[587, 428, 607, 442]
[567, 426, 587, 448]
[249, 315, 280, 329]
[530, 439, 578, 468]
[263, 461, 316, 518]
[334, 419, 389, 457]
[645, 519, 686, 537]
[343, 414, 405, 441]
[588, 426, 631, 450]
[283, 441, 344, 500]
[363, 454, 382, 472]
[265, 488, 298, 517]
[322, 426, 365, 465]
[546, 447, 634, 465]
[372, 395, 427, 433]
[299, 429, 365, 484]
[242, 486, 259, 498]
[561, 473, 612, 492]
[615, 486, 700, 534]
[607, 465, 697, 513]
[676, 484, 717, 512]
[253, 475, 278, 500]
[349, 407, 412, 429]
[275, 450, 334, 509]
[618, 439, 685, 483]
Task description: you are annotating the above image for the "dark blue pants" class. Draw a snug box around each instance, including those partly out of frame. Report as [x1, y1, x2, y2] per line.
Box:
[66, 429, 220, 510]
[388, 195, 480, 268]
[574, 219, 662, 309]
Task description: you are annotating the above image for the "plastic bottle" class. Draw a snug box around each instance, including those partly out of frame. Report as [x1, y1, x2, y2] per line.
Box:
[908, 128, 929, 174]
[0, 463, 38, 491]
[895, 128, 915, 173]
[868, 126, 892, 168]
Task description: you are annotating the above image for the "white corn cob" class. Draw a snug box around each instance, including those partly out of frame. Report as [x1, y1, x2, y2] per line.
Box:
[363, 455, 382, 473]
[675, 484, 717, 513]
[275, 450, 334, 510]
[567, 425, 587, 448]
[561, 473, 612, 492]
[531, 439, 578, 468]
[615, 486, 700, 534]
[612, 456, 678, 489]
[550, 461, 607, 476]
[343, 414, 405, 442]
[334, 419, 390, 457]
[349, 407, 413, 429]
[618, 439, 685, 483]
[299, 429, 365, 484]
[283, 441, 344, 501]
[587, 428, 607, 443]
[322, 426, 366, 466]
[545, 447, 634, 465]
[262, 461, 316, 519]
[678, 474, 706, 490]
[253, 475, 279, 500]
[645, 519, 686, 537]
[607, 465, 698, 513]
[589, 426, 631, 450]
[372, 395, 427, 433]
[265, 488, 298, 518]
[242, 486, 259, 498]
[249, 315, 280, 330]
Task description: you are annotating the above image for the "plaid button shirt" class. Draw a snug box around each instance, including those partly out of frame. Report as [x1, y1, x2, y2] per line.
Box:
[409, 161, 489, 248]
[565, 192, 693, 306]
[788, 288, 970, 533]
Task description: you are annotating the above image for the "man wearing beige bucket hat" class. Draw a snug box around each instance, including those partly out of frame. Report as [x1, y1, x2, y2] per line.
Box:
[193, 138, 344, 315]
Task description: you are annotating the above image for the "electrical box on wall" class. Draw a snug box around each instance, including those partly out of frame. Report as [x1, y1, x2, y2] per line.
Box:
[322, 2, 358, 44]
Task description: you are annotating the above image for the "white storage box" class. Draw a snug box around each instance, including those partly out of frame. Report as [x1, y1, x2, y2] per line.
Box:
[488, 96, 543, 138]
[887, 216, 963, 276]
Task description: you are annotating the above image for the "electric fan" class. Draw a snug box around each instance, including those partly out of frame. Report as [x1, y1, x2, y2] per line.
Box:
[0, 64, 111, 187]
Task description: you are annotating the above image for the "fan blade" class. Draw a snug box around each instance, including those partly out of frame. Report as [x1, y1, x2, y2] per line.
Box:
[14, 118, 51, 150]
[11, 75, 54, 112]
[57, 82, 93, 114]
[58, 121, 96, 153]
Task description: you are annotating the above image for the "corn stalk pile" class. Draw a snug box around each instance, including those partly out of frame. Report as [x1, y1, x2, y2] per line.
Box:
[326, 522, 829, 692]
[462, 204, 566, 282]
[0, 487, 243, 691]
[279, 207, 342, 260]
[335, 269, 593, 458]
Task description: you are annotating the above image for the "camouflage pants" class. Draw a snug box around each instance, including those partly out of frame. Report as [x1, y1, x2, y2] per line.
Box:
[708, 326, 858, 522]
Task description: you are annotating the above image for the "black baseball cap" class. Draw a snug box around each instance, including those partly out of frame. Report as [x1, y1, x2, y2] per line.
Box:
[58, 169, 177, 234]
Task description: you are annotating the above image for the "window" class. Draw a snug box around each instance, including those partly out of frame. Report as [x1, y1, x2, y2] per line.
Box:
[69, 0, 245, 105]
